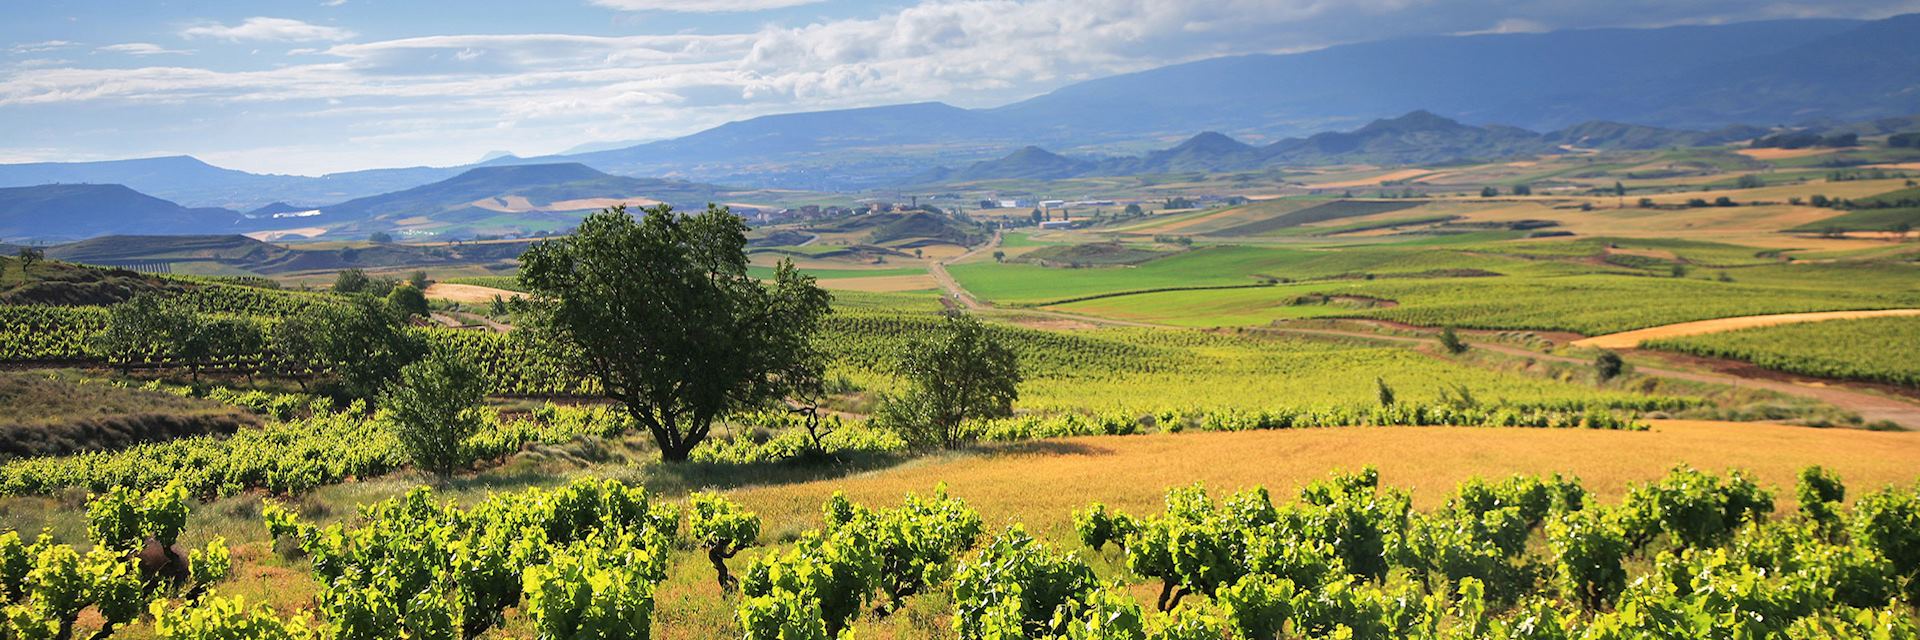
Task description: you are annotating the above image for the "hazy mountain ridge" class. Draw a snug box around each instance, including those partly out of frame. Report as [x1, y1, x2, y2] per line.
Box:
[0, 184, 241, 241]
[913, 110, 1782, 184]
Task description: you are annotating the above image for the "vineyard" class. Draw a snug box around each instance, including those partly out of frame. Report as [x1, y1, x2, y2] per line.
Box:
[1050, 270, 1920, 334]
[1646, 316, 1920, 388]
[9, 466, 1918, 638]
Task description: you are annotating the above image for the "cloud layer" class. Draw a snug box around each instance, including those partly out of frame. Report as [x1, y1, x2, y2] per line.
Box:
[181, 17, 356, 42]
[3, 0, 1917, 173]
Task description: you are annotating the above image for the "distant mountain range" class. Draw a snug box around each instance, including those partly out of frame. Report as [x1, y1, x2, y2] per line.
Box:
[915, 111, 1765, 183]
[0, 163, 731, 242]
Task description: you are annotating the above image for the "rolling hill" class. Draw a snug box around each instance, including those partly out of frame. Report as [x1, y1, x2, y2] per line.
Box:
[0, 184, 240, 241]
[316, 163, 724, 220]
[42, 234, 538, 275]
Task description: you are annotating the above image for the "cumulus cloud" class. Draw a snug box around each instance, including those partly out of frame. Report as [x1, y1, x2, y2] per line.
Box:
[589, 0, 824, 11]
[97, 43, 195, 56]
[181, 17, 356, 42]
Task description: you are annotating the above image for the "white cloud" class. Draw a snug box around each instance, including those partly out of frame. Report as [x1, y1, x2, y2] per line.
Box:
[180, 17, 356, 42]
[9, 40, 78, 54]
[588, 0, 824, 12]
[97, 43, 195, 56]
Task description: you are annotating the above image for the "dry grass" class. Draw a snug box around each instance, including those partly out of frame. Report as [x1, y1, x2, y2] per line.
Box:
[723, 420, 1920, 541]
[817, 274, 941, 292]
[423, 282, 524, 304]
[1736, 147, 1839, 160]
[1573, 309, 1920, 349]
[1304, 168, 1434, 189]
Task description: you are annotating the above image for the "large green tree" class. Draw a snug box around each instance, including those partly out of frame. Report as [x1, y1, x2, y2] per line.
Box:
[517, 204, 832, 462]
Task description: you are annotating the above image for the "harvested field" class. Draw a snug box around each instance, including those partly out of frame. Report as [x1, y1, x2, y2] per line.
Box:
[424, 282, 524, 304]
[1305, 168, 1434, 189]
[1736, 147, 1839, 160]
[724, 420, 1920, 540]
[1572, 308, 1920, 349]
[815, 274, 940, 292]
[1212, 200, 1422, 236]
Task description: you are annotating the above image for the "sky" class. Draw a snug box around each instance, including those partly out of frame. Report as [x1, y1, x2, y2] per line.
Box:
[3, 0, 1917, 176]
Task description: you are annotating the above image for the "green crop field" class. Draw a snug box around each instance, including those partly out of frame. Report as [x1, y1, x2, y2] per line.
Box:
[1646, 316, 1920, 387]
[949, 244, 1580, 306]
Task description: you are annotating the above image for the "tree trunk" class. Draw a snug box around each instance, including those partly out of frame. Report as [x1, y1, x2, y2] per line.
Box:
[709, 543, 738, 593]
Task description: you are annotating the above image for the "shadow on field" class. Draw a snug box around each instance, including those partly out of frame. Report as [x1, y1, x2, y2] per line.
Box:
[642, 450, 920, 494]
[970, 439, 1112, 458]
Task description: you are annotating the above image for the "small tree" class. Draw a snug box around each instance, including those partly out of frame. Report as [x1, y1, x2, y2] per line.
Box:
[1123, 203, 1144, 216]
[333, 268, 373, 294]
[96, 293, 188, 373]
[1670, 263, 1690, 278]
[382, 344, 487, 478]
[1891, 221, 1912, 240]
[1375, 376, 1396, 407]
[517, 204, 832, 462]
[878, 313, 1020, 448]
[269, 313, 322, 389]
[1511, 184, 1532, 196]
[992, 250, 1006, 263]
[312, 296, 427, 400]
[1594, 351, 1624, 382]
[386, 284, 430, 318]
[368, 231, 394, 244]
[16, 247, 43, 273]
[408, 270, 430, 289]
[1438, 326, 1468, 355]
[1736, 174, 1764, 189]
[1479, 186, 1498, 198]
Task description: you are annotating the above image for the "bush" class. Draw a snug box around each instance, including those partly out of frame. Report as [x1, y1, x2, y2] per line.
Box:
[381, 344, 488, 477]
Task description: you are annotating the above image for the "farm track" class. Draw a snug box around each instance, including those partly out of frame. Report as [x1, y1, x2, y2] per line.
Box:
[929, 231, 998, 310]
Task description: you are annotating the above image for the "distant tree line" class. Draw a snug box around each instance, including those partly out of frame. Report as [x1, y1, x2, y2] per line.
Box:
[1750, 131, 1858, 149]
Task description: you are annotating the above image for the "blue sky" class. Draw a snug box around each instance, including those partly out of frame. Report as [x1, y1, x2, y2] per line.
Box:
[4, 0, 1916, 175]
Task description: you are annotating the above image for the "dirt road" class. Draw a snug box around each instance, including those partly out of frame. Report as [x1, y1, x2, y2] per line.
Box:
[929, 231, 999, 310]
